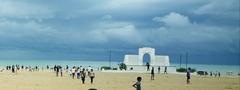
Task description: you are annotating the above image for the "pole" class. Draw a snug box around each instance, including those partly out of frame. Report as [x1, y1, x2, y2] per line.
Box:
[109, 49, 112, 68]
[186, 52, 188, 69]
[180, 54, 182, 68]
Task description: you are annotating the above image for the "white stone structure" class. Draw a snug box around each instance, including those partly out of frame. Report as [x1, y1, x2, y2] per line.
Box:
[124, 47, 170, 66]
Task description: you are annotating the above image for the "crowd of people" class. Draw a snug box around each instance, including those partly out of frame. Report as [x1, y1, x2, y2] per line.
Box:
[1, 64, 96, 84]
[53, 65, 96, 84]
[4, 65, 42, 73]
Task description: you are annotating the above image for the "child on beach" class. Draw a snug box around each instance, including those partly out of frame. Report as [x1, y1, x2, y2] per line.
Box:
[132, 77, 142, 90]
[186, 68, 191, 84]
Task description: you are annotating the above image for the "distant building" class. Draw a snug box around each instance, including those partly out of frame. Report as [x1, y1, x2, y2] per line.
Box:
[124, 47, 170, 66]
[123, 47, 175, 73]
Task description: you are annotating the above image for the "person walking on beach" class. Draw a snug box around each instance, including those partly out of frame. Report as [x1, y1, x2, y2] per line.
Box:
[81, 68, 86, 84]
[146, 62, 150, 71]
[89, 69, 95, 84]
[71, 67, 76, 79]
[151, 67, 154, 80]
[218, 72, 221, 77]
[132, 77, 142, 90]
[60, 66, 63, 77]
[210, 71, 212, 76]
[87, 66, 92, 75]
[186, 68, 191, 84]
[158, 66, 160, 74]
[77, 68, 81, 79]
[56, 66, 59, 77]
[11, 65, 15, 73]
[164, 66, 167, 74]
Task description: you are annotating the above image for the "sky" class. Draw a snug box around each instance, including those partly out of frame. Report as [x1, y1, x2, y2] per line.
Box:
[0, 0, 239, 65]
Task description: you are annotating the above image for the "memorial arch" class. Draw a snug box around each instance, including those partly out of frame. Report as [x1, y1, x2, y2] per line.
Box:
[124, 47, 170, 66]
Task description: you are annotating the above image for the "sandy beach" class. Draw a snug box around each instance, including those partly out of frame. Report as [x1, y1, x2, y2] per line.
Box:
[0, 70, 239, 90]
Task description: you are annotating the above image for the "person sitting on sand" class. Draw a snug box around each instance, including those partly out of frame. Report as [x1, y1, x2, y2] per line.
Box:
[186, 67, 191, 84]
[132, 77, 142, 90]
[151, 67, 154, 80]
[89, 69, 95, 84]
[81, 68, 86, 84]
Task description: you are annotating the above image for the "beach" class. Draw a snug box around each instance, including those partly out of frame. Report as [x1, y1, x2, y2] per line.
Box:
[0, 70, 239, 90]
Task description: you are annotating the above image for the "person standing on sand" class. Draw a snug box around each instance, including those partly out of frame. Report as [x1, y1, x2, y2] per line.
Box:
[158, 66, 160, 74]
[56, 66, 59, 77]
[186, 68, 191, 84]
[132, 77, 142, 90]
[89, 69, 95, 84]
[60, 66, 63, 77]
[81, 68, 86, 84]
[164, 66, 167, 74]
[77, 68, 81, 79]
[72, 67, 76, 79]
[11, 65, 15, 73]
[88, 66, 92, 75]
[146, 62, 150, 71]
[210, 71, 212, 76]
[151, 67, 154, 80]
[218, 72, 221, 77]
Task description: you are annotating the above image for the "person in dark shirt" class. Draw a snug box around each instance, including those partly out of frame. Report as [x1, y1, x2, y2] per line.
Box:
[133, 77, 142, 90]
[146, 62, 150, 71]
[164, 66, 167, 74]
[187, 67, 191, 84]
[218, 72, 221, 77]
[151, 67, 154, 80]
[158, 66, 160, 74]
[81, 68, 86, 84]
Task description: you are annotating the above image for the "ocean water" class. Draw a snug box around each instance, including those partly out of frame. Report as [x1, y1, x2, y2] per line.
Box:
[0, 60, 239, 75]
[0, 60, 120, 69]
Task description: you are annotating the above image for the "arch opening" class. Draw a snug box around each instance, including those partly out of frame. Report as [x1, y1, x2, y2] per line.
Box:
[143, 53, 151, 65]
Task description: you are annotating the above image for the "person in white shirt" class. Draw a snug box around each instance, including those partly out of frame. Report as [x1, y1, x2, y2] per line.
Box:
[89, 69, 95, 84]
[71, 67, 76, 79]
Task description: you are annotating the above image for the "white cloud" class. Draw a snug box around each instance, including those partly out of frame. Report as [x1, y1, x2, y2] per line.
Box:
[153, 12, 191, 27]
[88, 21, 143, 44]
[102, 15, 112, 20]
[194, 0, 238, 18]
[0, 1, 55, 19]
[151, 12, 239, 50]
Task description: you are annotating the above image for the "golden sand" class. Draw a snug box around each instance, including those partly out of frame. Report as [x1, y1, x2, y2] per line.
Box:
[0, 71, 239, 90]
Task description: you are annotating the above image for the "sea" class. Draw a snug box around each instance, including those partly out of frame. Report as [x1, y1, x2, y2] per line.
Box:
[0, 59, 239, 75]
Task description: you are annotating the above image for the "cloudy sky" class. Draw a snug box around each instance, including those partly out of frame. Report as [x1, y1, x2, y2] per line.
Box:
[0, 0, 239, 65]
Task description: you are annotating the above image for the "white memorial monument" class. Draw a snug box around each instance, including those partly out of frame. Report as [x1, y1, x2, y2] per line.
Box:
[124, 47, 170, 66]
[123, 47, 175, 73]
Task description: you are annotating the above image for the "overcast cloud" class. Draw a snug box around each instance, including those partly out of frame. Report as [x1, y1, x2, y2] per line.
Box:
[0, 0, 239, 64]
